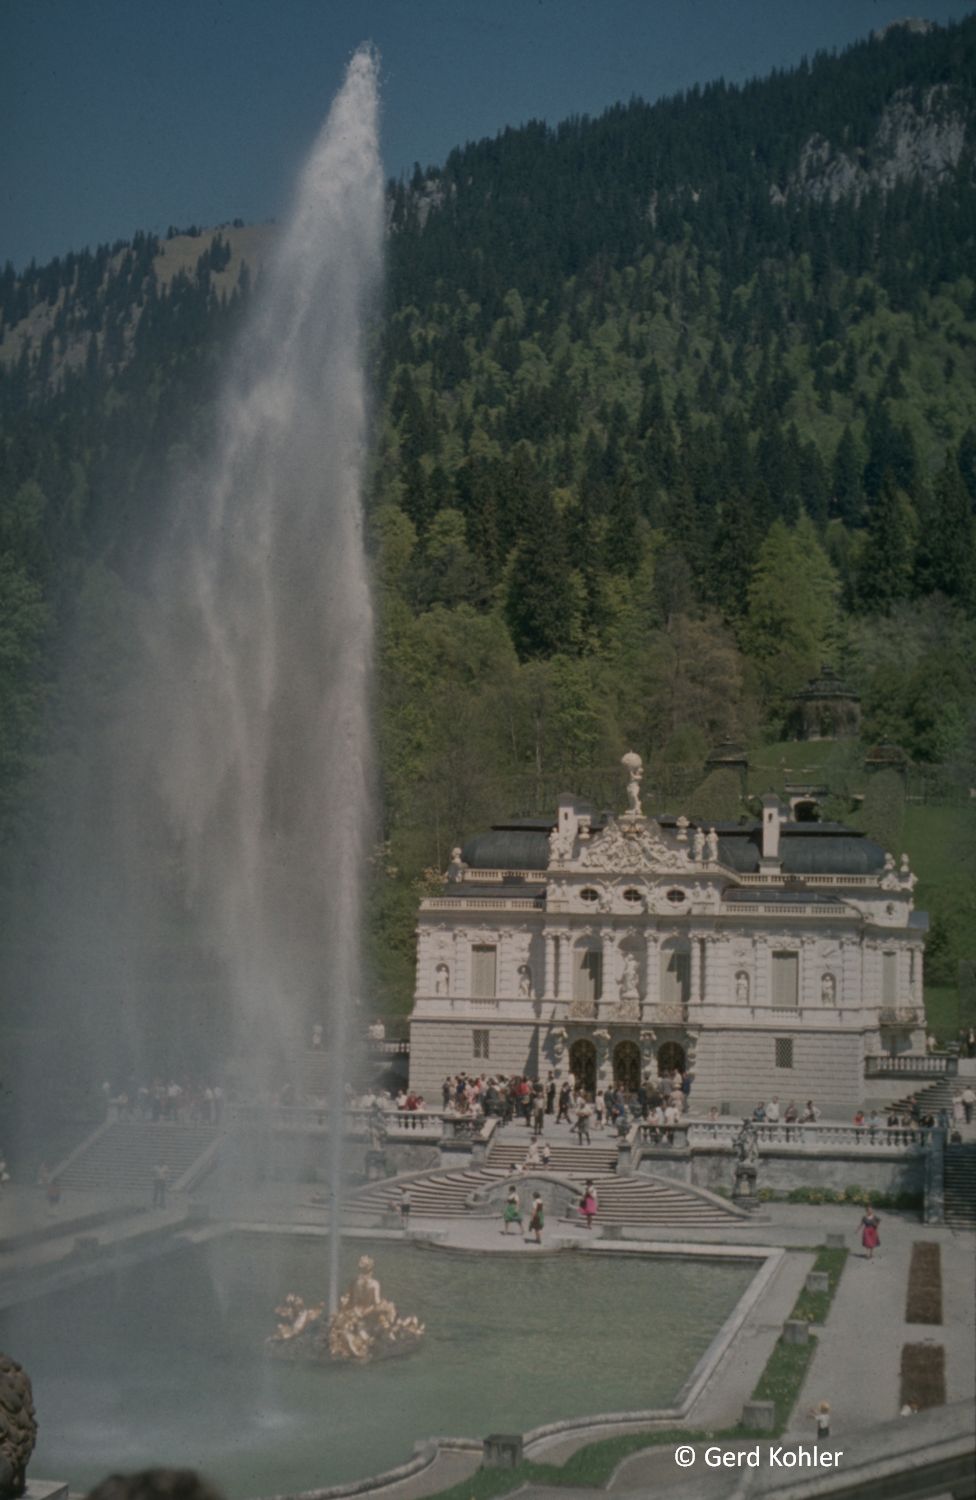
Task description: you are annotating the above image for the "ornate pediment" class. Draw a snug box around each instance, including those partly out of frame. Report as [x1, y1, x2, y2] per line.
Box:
[575, 817, 691, 875]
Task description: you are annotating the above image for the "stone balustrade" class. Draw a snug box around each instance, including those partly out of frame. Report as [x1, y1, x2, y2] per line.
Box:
[865, 1052, 956, 1077]
[682, 1119, 933, 1150]
[422, 896, 545, 911]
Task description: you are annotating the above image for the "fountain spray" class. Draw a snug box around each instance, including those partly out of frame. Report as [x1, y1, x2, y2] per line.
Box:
[138, 46, 383, 1303]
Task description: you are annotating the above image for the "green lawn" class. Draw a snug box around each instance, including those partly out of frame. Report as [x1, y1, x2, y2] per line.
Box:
[425, 1250, 848, 1500]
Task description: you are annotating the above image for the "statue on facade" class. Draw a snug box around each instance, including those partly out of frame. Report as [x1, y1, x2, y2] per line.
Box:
[434, 963, 450, 996]
[692, 826, 705, 861]
[548, 824, 575, 863]
[267, 1257, 424, 1365]
[621, 751, 644, 817]
[517, 964, 533, 998]
[706, 827, 719, 862]
[821, 972, 837, 1005]
[447, 847, 466, 883]
[0, 1353, 36, 1499]
[735, 971, 750, 1004]
[619, 952, 641, 1004]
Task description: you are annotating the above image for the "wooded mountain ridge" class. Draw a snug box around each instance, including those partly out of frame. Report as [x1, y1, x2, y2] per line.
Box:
[1, 16, 974, 1013]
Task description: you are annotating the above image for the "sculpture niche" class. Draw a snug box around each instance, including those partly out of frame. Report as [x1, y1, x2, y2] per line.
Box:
[0, 1352, 37, 1500]
[267, 1256, 424, 1364]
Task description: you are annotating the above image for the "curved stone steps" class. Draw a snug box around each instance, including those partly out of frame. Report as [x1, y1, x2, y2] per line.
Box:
[487, 1141, 619, 1174]
[349, 1166, 738, 1227]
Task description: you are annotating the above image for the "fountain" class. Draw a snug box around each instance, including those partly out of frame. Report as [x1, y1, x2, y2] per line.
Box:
[267, 1256, 424, 1364]
[135, 45, 384, 1309]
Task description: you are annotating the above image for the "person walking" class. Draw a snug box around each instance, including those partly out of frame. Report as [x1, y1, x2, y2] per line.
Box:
[859, 1204, 881, 1259]
[575, 1099, 592, 1145]
[556, 1082, 572, 1124]
[399, 1187, 412, 1230]
[527, 1193, 545, 1245]
[151, 1162, 170, 1209]
[960, 1085, 975, 1124]
[502, 1186, 522, 1235]
[579, 1179, 598, 1230]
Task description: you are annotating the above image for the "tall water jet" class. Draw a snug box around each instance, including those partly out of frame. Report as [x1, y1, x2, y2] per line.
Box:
[137, 46, 383, 1308]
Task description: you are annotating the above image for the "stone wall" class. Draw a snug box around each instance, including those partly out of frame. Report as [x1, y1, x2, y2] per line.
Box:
[690, 1028, 866, 1116]
[648, 1147, 926, 1198]
[409, 1019, 541, 1097]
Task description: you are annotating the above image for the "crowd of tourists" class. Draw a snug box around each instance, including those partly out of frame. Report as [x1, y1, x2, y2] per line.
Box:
[101, 1078, 225, 1125]
[427, 1068, 694, 1135]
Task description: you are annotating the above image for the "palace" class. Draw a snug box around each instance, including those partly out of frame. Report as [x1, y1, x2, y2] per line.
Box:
[407, 755, 928, 1116]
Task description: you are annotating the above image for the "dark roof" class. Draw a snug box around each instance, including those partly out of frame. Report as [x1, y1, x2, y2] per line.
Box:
[460, 814, 886, 877]
[794, 665, 860, 702]
[718, 824, 886, 875]
[461, 827, 551, 870]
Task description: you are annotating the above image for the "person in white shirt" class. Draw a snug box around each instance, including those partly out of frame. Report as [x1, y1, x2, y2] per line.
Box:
[765, 1096, 781, 1123]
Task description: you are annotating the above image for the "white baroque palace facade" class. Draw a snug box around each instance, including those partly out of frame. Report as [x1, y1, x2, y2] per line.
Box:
[407, 757, 927, 1116]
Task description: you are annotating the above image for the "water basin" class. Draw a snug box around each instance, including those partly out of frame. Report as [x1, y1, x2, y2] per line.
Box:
[4, 1235, 758, 1496]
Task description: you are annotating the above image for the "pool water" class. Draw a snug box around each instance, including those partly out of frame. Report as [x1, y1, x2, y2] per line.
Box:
[4, 1236, 756, 1496]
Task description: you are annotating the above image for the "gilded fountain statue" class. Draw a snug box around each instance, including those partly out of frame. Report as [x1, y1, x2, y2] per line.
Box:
[268, 1256, 424, 1364]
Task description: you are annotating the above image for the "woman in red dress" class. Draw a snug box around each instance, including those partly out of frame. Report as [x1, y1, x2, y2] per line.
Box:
[859, 1204, 881, 1259]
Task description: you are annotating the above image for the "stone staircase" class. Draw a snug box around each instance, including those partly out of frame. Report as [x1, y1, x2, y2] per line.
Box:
[350, 1165, 740, 1228]
[943, 1143, 976, 1229]
[53, 1121, 221, 1194]
[351, 1166, 508, 1216]
[887, 1080, 960, 1117]
[487, 1139, 619, 1175]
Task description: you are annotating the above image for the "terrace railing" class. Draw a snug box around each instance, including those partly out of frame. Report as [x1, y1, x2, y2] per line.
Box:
[864, 1053, 957, 1078]
[681, 1119, 934, 1150]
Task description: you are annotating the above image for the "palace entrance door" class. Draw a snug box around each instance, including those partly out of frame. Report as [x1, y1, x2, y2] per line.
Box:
[656, 1041, 686, 1075]
[569, 1039, 597, 1095]
[613, 1040, 641, 1092]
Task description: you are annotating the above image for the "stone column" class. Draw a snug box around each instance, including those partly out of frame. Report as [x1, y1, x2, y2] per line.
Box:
[753, 937, 769, 1010]
[498, 928, 512, 997]
[543, 930, 557, 1001]
[600, 929, 616, 1012]
[643, 930, 659, 1013]
[801, 933, 818, 1009]
[557, 930, 575, 1003]
[454, 929, 469, 998]
[839, 936, 857, 1012]
[689, 931, 701, 1009]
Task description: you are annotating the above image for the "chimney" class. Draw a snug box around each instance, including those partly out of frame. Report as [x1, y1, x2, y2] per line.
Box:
[761, 792, 782, 867]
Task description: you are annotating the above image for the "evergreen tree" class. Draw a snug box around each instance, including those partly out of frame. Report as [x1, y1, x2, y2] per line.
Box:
[914, 452, 976, 610]
[855, 472, 918, 614]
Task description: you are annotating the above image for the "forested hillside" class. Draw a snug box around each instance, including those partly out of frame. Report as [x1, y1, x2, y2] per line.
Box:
[1, 16, 974, 1016]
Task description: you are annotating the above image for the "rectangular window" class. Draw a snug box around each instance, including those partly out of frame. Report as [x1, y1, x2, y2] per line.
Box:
[660, 948, 691, 1006]
[574, 948, 602, 1004]
[470, 944, 497, 999]
[882, 951, 898, 1005]
[473, 1029, 490, 1060]
[771, 951, 799, 1008]
[775, 1037, 794, 1069]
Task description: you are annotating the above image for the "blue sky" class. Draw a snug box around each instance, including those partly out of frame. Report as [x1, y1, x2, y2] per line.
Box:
[2, 0, 973, 268]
